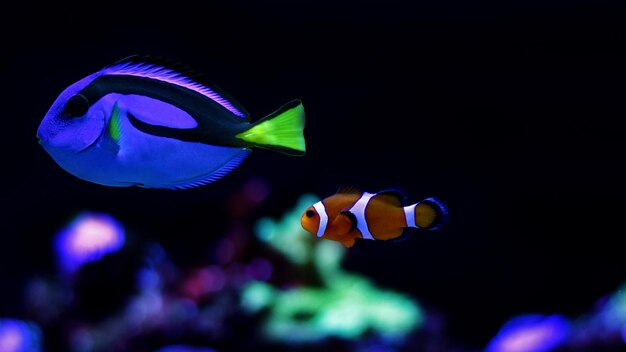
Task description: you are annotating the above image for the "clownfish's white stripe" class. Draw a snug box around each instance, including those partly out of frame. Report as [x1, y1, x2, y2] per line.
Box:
[313, 201, 329, 238]
[348, 192, 376, 240]
[403, 204, 418, 228]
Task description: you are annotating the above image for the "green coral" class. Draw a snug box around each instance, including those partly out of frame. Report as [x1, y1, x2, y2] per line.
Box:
[253, 194, 319, 265]
[242, 194, 424, 343]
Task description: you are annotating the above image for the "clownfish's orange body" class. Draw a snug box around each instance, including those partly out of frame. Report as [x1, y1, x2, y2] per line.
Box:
[301, 187, 448, 247]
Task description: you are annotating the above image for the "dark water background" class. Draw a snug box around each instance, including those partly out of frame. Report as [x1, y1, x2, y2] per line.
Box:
[2, 0, 625, 350]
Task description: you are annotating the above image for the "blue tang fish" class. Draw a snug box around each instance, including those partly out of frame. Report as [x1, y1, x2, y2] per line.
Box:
[37, 56, 306, 189]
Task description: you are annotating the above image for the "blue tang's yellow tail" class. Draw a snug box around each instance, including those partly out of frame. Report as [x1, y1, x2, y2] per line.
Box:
[236, 100, 305, 156]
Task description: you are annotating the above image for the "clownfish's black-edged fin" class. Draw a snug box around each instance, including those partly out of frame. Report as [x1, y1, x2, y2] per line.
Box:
[385, 229, 413, 243]
[339, 211, 358, 233]
[103, 54, 251, 120]
[418, 197, 449, 231]
[336, 185, 363, 195]
[376, 187, 408, 206]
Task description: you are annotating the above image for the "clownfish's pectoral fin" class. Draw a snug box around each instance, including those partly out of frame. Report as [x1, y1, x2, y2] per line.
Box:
[333, 211, 357, 233]
[329, 212, 358, 248]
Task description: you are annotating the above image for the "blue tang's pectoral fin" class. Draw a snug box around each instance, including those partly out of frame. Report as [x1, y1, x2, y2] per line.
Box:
[109, 101, 122, 143]
[98, 101, 122, 154]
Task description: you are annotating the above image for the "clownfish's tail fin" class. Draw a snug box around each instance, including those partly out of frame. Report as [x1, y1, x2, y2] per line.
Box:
[403, 197, 448, 231]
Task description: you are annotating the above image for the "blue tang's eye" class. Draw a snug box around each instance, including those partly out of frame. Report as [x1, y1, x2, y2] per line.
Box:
[65, 94, 90, 117]
[306, 210, 315, 218]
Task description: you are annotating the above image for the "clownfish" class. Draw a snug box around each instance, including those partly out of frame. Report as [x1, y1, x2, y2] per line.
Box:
[301, 187, 448, 247]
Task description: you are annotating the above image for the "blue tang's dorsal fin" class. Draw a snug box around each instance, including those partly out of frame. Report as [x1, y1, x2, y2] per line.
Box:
[102, 55, 250, 120]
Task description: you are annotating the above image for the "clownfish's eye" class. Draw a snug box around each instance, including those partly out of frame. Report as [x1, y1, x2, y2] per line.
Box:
[306, 209, 315, 218]
[65, 94, 90, 117]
